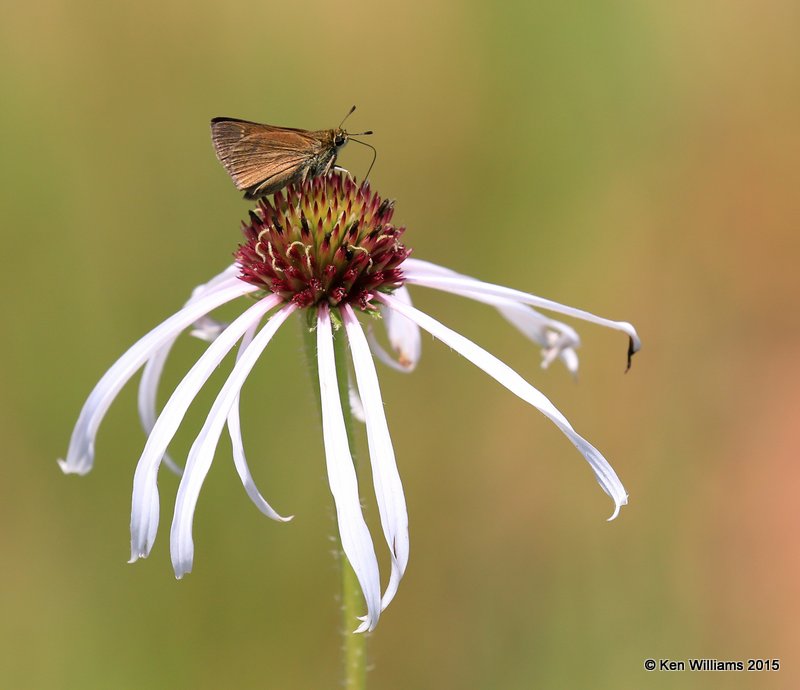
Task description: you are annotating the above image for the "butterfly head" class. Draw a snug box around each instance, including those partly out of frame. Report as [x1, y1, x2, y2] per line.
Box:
[333, 128, 348, 149]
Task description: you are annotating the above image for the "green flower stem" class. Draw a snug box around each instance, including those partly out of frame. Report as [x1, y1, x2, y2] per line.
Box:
[302, 313, 367, 690]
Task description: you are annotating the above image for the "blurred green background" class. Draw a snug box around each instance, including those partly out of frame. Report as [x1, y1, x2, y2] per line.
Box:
[2, 0, 798, 688]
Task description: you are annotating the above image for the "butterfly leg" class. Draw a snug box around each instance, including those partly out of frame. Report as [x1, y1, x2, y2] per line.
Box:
[333, 166, 355, 182]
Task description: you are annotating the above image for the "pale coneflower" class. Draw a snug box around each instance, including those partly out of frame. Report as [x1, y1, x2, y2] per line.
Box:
[59, 172, 640, 634]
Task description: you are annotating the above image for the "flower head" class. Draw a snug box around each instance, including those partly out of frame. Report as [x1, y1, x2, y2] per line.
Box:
[60, 172, 640, 632]
[236, 174, 409, 309]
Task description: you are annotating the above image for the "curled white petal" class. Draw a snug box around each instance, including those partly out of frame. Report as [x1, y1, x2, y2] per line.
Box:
[403, 259, 582, 373]
[139, 346, 183, 476]
[318, 305, 382, 632]
[494, 302, 580, 375]
[189, 315, 229, 342]
[185, 266, 239, 340]
[226, 320, 294, 523]
[58, 282, 258, 477]
[347, 373, 367, 423]
[366, 330, 410, 373]
[557, 346, 579, 374]
[137, 268, 240, 476]
[403, 258, 641, 368]
[343, 305, 409, 611]
[171, 304, 296, 578]
[377, 293, 628, 520]
[368, 285, 420, 372]
[129, 295, 281, 563]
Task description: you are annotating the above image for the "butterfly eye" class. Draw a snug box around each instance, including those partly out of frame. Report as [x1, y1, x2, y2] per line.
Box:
[334, 134, 346, 147]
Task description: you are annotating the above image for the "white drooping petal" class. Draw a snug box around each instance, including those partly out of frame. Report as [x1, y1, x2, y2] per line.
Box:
[377, 294, 628, 520]
[367, 285, 421, 372]
[403, 259, 641, 368]
[403, 259, 582, 373]
[493, 302, 581, 375]
[492, 301, 580, 351]
[401, 258, 467, 278]
[189, 264, 239, 295]
[171, 304, 296, 578]
[342, 305, 409, 611]
[137, 268, 240, 476]
[139, 346, 183, 476]
[186, 265, 239, 341]
[129, 294, 281, 563]
[58, 282, 258, 477]
[225, 321, 294, 523]
[317, 305, 382, 633]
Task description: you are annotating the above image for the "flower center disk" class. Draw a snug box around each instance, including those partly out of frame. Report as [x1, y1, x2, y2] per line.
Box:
[236, 173, 410, 310]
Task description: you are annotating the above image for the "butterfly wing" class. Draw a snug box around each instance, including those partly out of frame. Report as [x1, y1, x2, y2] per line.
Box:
[210, 118, 324, 194]
[241, 157, 311, 199]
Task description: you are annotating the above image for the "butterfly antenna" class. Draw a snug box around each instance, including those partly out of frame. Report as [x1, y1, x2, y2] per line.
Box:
[339, 105, 357, 129]
[350, 137, 377, 184]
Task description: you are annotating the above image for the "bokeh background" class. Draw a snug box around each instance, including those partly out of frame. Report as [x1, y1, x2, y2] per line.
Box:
[2, 1, 798, 688]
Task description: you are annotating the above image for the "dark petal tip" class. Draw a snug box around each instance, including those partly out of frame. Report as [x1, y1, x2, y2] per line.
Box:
[625, 336, 637, 373]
